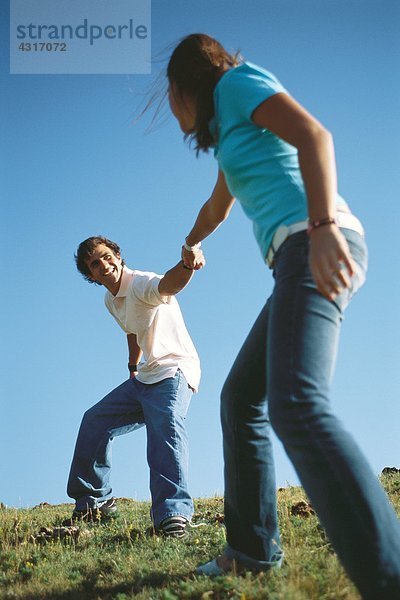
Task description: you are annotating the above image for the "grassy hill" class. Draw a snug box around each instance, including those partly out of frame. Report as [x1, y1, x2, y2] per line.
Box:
[1, 472, 399, 600]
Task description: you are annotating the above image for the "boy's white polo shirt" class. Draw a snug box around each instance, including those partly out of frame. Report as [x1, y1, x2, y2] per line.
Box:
[104, 267, 200, 392]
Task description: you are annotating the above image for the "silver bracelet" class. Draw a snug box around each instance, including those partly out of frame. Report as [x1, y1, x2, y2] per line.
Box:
[183, 237, 201, 252]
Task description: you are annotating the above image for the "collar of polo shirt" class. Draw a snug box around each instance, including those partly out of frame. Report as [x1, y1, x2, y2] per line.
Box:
[114, 267, 133, 298]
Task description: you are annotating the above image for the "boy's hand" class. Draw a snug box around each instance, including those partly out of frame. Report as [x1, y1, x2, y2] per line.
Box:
[182, 246, 205, 270]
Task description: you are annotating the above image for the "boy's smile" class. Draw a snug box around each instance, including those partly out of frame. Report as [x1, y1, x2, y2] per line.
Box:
[86, 244, 123, 295]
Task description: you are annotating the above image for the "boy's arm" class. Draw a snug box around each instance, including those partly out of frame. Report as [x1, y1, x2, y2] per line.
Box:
[127, 333, 142, 377]
[158, 253, 205, 297]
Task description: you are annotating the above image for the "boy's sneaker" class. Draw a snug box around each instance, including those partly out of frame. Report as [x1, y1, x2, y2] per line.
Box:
[62, 498, 117, 526]
[157, 515, 189, 538]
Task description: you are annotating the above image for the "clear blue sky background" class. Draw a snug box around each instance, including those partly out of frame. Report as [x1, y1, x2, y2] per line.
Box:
[1, 0, 399, 508]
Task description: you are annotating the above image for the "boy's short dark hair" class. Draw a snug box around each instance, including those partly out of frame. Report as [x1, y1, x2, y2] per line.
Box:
[75, 236, 125, 284]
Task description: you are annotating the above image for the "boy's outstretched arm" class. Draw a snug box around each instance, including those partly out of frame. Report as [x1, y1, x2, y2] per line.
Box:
[158, 252, 205, 297]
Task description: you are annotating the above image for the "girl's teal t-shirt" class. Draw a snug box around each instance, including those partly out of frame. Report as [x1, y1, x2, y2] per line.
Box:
[209, 62, 345, 259]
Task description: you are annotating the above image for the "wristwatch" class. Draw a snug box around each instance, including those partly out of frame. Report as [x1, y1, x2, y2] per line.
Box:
[183, 237, 201, 252]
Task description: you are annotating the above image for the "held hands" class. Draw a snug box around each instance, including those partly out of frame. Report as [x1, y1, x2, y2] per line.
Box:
[309, 225, 356, 301]
[181, 245, 206, 270]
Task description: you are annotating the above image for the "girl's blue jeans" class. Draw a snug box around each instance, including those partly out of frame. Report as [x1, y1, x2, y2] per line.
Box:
[221, 229, 400, 599]
[67, 369, 194, 527]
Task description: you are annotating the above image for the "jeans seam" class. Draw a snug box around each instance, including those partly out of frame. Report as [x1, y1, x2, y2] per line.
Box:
[171, 371, 184, 487]
[227, 390, 240, 519]
[171, 418, 182, 487]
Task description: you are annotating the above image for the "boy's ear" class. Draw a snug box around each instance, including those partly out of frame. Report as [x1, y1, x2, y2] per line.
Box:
[84, 262, 97, 282]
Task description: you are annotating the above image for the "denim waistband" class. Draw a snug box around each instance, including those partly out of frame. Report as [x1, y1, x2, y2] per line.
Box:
[265, 210, 364, 268]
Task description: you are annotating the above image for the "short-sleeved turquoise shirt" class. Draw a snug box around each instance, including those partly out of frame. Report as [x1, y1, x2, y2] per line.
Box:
[209, 62, 346, 259]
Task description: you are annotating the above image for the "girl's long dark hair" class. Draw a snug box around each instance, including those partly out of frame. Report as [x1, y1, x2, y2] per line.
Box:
[167, 34, 239, 153]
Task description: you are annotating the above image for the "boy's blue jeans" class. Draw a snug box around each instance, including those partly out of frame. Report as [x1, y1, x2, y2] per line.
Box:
[221, 230, 400, 599]
[67, 369, 194, 527]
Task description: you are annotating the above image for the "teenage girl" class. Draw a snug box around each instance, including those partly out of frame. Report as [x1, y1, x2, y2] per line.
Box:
[165, 33, 400, 599]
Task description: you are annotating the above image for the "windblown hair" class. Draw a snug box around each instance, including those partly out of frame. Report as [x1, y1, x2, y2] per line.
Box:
[75, 236, 125, 284]
[167, 33, 240, 153]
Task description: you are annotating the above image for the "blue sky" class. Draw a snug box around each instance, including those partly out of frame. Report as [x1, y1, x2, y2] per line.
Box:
[1, 0, 399, 508]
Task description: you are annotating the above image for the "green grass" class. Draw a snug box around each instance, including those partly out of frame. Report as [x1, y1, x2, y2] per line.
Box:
[1, 473, 399, 599]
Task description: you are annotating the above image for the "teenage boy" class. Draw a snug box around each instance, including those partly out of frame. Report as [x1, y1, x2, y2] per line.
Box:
[64, 236, 203, 537]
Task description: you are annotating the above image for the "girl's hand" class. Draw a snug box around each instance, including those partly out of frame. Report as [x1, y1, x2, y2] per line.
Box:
[181, 246, 205, 270]
[309, 225, 356, 301]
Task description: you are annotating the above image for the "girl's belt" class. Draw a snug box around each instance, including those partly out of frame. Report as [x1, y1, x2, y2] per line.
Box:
[266, 210, 365, 268]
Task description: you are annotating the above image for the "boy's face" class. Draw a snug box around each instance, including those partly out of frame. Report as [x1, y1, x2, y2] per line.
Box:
[85, 243, 124, 295]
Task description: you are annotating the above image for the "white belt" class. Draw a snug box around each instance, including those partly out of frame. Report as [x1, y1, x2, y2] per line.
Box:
[266, 210, 365, 268]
